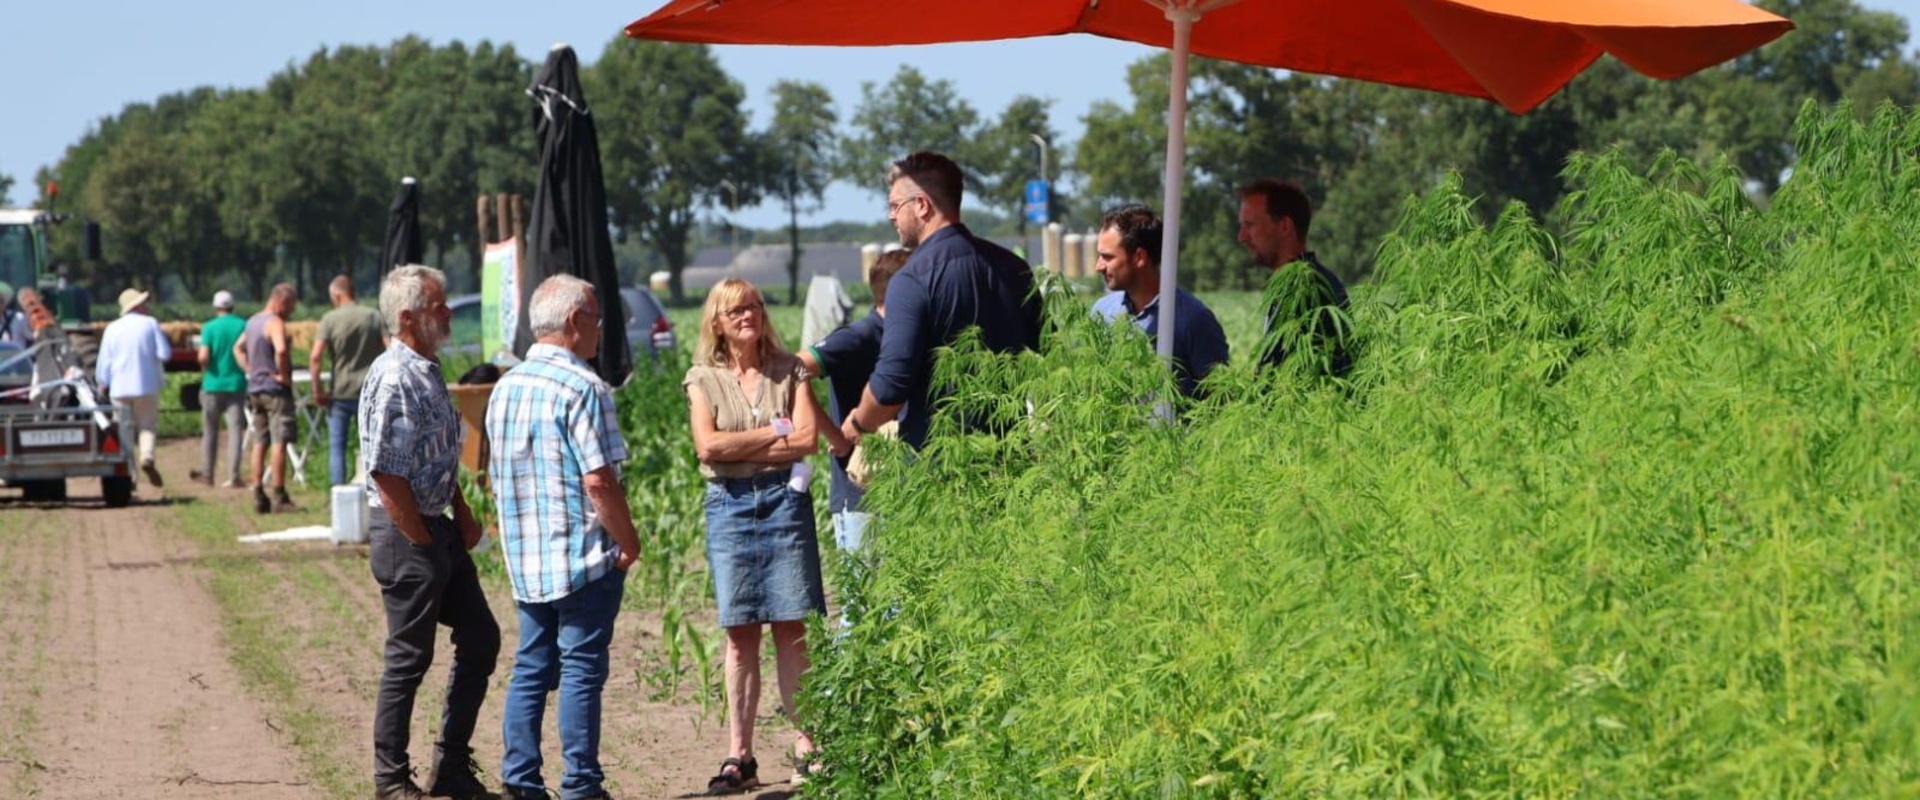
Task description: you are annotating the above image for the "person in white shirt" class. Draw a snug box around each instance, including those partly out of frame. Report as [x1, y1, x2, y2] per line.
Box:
[96, 288, 172, 488]
[0, 282, 33, 345]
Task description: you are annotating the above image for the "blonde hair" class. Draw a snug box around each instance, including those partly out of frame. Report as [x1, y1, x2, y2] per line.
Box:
[694, 279, 790, 368]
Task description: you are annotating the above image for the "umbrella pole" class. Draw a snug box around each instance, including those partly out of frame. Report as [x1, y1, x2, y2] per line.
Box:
[1156, 6, 1198, 368]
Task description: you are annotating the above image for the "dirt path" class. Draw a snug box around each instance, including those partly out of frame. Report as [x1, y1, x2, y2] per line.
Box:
[0, 454, 313, 797]
[4, 437, 809, 799]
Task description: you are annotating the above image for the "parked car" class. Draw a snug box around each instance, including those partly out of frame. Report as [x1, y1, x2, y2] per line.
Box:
[447, 293, 485, 360]
[446, 285, 677, 363]
[619, 286, 677, 357]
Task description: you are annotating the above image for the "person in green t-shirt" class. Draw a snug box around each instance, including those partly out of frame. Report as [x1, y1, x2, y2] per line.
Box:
[310, 274, 389, 486]
[192, 290, 249, 488]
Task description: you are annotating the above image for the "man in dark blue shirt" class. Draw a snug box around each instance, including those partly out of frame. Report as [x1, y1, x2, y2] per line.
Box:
[1090, 204, 1229, 398]
[1237, 179, 1351, 376]
[799, 249, 907, 518]
[842, 151, 1043, 450]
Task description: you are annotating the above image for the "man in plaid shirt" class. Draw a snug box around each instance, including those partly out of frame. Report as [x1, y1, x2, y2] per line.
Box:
[486, 275, 642, 800]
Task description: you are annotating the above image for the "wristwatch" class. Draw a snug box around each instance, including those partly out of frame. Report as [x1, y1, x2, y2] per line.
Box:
[849, 416, 871, 435]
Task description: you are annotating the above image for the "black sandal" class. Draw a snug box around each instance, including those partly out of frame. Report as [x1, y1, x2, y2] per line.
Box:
[706, 756, 759, 795]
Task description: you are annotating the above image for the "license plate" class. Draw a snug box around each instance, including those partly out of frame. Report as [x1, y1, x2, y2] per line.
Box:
[19, 429, 86, 448]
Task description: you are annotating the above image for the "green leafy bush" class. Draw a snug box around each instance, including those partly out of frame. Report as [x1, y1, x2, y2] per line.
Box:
[801, 103, 1920, 798]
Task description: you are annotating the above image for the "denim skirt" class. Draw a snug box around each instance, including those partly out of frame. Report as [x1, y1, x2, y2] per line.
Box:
[704, 469, 827, 627]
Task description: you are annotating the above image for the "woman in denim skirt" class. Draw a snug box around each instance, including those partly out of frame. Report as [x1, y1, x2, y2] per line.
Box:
[683, 279, 828, 794]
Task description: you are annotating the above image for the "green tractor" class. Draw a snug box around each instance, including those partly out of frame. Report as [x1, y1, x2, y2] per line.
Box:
[0, 204, 136, 507]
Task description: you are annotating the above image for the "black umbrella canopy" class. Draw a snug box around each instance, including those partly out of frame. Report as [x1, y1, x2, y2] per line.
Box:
[521, 44, 632, 386]
[382, 176, 423, 272]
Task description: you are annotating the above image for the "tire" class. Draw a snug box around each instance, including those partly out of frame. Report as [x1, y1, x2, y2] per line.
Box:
[101, 476, 134, 508]
[180, 380, 202, 412]
[19, 479, 68, 502]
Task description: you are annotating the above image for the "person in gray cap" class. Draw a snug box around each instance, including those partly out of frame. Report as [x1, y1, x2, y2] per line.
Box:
[96, 287, 170, 488]
[191, 290, 249, 488]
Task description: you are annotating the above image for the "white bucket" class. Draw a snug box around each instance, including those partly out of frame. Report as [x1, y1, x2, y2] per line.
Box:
[330, 484, 369, 545]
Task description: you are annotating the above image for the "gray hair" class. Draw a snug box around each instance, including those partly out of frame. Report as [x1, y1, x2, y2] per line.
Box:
[380, 265, 447, 336]
[528, 274, 596, 339]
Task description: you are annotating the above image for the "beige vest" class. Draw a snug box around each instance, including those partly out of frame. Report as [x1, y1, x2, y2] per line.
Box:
[684, 354, 803, 479]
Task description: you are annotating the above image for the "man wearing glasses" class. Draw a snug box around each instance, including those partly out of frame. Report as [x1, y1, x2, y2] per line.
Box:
[841, 150, 1043, 451]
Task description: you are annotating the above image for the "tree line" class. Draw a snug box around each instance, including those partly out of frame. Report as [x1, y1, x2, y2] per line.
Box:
[13, 0, 1917, 307]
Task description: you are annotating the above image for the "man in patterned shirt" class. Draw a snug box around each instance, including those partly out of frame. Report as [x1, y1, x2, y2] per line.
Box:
[486, 274, 641, 800]
[360, 265, 503, 800]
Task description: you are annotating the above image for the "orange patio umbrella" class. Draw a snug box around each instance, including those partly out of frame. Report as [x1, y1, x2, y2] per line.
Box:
[627, 0, 1792, 364]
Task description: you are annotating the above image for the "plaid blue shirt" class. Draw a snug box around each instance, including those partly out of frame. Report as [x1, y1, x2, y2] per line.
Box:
[487, 344, 630, 603]
[359, 341, 463, 516]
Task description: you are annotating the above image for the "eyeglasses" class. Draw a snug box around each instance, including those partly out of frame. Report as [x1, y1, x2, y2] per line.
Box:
[887, 194, 925, 216]
[722, 301, 763, 321]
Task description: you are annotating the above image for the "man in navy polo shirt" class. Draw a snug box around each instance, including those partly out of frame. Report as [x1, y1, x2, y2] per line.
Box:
[1091, 204, 1229, 398]
[841, 151, 1043, 450]
[798, 248, 908, 561]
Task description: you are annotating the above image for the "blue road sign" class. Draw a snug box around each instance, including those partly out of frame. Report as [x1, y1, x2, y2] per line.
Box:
[1024, 179, 1050, 225]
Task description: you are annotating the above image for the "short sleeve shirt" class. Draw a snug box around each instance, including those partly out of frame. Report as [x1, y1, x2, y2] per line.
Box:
[1091, 288, 1230, 397]
[359, 341, 463, 516]
[684, 353, 805, 479]
[198, 314, 248, 394]
[318, 304, 387, 398]
[487, 344, 630, 603]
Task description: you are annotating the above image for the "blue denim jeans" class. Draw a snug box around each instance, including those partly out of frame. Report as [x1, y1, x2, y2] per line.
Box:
[327, 398, 360, 486]
[501, 568, 626, 799]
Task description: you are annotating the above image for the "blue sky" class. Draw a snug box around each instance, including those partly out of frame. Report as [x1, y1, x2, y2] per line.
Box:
[7, 0, 1917, 227]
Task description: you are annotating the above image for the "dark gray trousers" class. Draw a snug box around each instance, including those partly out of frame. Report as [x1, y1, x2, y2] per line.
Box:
[369, 506, 501, 786]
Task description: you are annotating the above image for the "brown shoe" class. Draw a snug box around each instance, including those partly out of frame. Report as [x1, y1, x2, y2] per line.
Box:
[141, 460, 164, 488]
[272, 488, 301, 514]
[188, 469, 215, 487]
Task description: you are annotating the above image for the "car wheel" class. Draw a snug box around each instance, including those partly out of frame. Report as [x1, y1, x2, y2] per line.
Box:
[102, 476, 134, 508]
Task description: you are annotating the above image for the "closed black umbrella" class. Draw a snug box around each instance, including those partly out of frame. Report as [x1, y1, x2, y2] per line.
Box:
[382, 176, 423, 272]
[521, 44, 631, 385]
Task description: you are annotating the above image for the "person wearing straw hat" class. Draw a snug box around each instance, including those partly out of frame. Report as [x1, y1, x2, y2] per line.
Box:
[96, 287, 171, 488]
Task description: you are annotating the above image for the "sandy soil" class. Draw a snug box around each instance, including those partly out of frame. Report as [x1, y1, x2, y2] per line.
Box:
[0, 461, 312, 797]
[1, 438, 811, 799]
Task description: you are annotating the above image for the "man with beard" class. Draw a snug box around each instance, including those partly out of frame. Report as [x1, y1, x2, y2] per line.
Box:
[840, 150, 1043, 451]
[1090, 204, 1228, 398]
[1235, 179, 1352, 376]
[360, 265, 502, 800]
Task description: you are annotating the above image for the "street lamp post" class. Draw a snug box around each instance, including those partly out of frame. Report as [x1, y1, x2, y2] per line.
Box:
[718, 178, 739, 253]
[1029, 133, 1050, 269]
